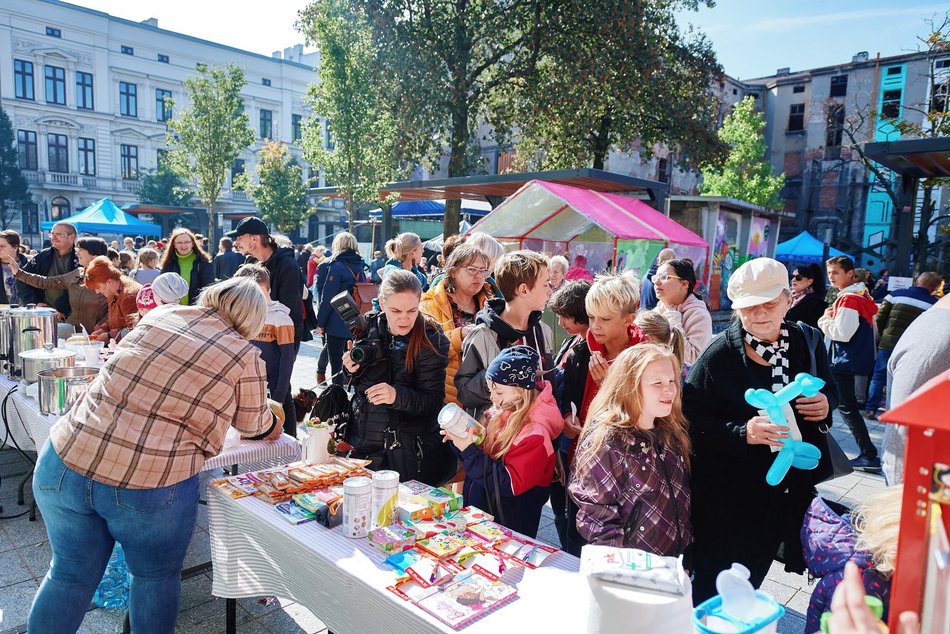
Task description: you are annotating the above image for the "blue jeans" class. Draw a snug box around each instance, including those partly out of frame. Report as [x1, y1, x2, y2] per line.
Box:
[29, 441, 198, 634]
[865, 347, 892, 412]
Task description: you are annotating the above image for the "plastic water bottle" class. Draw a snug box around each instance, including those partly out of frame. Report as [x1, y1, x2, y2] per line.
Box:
[93, 544, 131, 609]
[717, 563, 759, 622]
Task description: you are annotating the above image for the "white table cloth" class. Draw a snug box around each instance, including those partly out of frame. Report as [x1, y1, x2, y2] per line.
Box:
[208, 487, 585, 633]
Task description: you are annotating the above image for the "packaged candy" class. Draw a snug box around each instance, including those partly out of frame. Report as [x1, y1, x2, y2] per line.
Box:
[466, 521, 512, 544]
[417, 534, 466, 559]
[397, 495, 436, 523]
[419, 487, 463, 516]
[274, 501, 316, 525]
[368, 524, 417, 554]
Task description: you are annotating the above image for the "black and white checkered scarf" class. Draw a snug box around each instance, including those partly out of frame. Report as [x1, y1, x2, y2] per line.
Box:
[744, 327, 790, 392]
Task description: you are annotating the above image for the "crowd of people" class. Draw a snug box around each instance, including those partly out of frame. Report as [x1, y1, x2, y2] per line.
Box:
[15, 216, 945, 633]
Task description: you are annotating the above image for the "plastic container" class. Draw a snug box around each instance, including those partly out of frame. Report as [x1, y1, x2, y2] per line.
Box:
[437, 403, 485, 445]
[371, 470, 400, 529]
[692, 564, 784, 633]
[93, 543, 131, 609]
[342, 476, 372, 538]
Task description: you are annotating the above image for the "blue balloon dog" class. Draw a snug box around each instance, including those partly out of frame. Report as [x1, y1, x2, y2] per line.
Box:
[744, 372, 825, 486]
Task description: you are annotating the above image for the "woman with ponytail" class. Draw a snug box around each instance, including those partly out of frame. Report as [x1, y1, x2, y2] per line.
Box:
[380, 232, 429, 291]
[342, 269, 456, 484]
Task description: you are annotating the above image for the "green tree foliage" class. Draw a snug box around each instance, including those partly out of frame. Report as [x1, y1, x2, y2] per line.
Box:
[492, 0, 725, 172]
[363, 0, 554, 236]
[166, 64, 255, 241]
[700, 96, 785, 208]
[243, 140, 311, 234]
[138, 162, 193, 207]
[0, 106, 29, 230]
[297, 0, 403, 232]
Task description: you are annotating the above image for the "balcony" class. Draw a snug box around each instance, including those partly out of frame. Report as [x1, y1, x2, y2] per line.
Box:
[120, 179, 142, 194]
[48, 172, 78, 186]
[24, 171, 42, 185]
[232, 190, 247, 201]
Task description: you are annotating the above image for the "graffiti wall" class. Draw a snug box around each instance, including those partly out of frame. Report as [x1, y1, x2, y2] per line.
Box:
[709, 211, 741, 311]
[747, 216, 771, 259]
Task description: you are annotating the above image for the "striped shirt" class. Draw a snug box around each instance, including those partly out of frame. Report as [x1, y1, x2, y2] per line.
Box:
[51, 305, 272, 489]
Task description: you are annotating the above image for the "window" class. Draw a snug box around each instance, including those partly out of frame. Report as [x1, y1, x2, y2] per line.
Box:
[78, 137, 95, 176]
[825, 104, 845, 148]
[886, 66, 902, 76]
[14, 60, 34, 100]
[936, 59, 950, 70]
[787, 103, 805, 131]
[46, 26, 61, 38]
[157, 53, 169, 64]
[21, 203, 39, 235]
[75, 71, 94, 110]
[50, 197, 70, 221]
[881, 89, 902, 119]
[120, 81, 137, 117]
[792, 85, 805, 93]
[120, 144, 138, 179]
[932, 81, 949, 114]
[17, 130, 38, 170]
[830, 75, 848, 97]
[657, 158, 669, 184]
[259, 109, 272, 138]
[292, 114, 302, 142]
[156, 88, 172, 122]
[262, 78, 271, 86]
[231, 159, 246, 188]
[45, 65, 66, 105]
[47, 133, 69, 173]
[732, 88, 738, 95]
[121, 45, 134, 55]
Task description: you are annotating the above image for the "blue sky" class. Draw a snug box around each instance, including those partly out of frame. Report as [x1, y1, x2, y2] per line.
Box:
[64, 0, 947, 80]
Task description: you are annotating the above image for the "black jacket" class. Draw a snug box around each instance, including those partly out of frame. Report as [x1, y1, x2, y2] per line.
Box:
[20, 246, 78, 310]
[315, 249, 367, 339]
[261, 246, 307, 342]
[786, 293, 827, 330]
[0, 254, 31, 305]
[683, 320, 840, 601]
[346, 312, 455, 485]
[213, 250, 244, 280]
[162, 255, 215, 305]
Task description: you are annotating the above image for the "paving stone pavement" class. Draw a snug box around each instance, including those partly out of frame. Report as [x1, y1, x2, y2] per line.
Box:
[0, 338, 888, 633]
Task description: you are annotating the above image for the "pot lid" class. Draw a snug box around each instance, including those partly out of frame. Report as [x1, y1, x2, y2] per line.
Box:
[19, 344, 77, 361]
[9, 304, 57, 317]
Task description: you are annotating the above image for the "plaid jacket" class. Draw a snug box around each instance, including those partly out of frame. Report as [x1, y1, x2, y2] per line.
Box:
[569, 426, 692, 557]
[51, 305, 272, 489]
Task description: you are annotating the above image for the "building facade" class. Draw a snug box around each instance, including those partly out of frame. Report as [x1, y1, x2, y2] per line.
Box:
[2, 0, 342, 246]
[742, 51, 949, 270]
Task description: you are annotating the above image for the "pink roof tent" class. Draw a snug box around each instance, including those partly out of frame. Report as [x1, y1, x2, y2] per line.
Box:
[466, 180, 709, 279]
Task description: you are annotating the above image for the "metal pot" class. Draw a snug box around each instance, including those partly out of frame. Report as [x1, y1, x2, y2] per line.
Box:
[0, 305, 12, 372]
[9, 305, 58, 379]
[19, 343, 76, 384]
[37, 366, 98, 416]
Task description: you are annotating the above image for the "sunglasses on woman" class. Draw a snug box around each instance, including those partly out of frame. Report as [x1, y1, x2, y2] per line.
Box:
[791, 274, 806, 281]
[651, 272, 683, 283]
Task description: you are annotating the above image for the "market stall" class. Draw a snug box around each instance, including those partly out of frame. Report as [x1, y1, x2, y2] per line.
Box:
[465, 180, 708, 280]
[41, 197, 162, 236]
[775, 230, 853, 266]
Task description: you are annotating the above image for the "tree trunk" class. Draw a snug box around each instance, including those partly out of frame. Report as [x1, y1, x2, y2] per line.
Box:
[443, 106, 470, 237]
[914, 184, 934, 274]
[591, 112, 613, 170]
[206, 203, 215, 244]
[347, 196, 355, 233]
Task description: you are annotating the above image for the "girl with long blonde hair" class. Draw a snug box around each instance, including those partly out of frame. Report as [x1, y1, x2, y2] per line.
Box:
[569, 343, 692, 556]
[443, 345, 563, 537]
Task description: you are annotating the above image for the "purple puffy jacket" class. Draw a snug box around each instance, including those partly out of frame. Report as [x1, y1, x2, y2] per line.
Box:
[800, 497, 890, 633]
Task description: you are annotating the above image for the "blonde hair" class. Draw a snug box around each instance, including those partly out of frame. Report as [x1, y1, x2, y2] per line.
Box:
[494, 250, 549, 301]
[197, 277, 267, 340]
[575, 344, 690, 471]
[386, 232, 422, 264]
[484, 384, 538, 460]
[467, 232, 506, 270]
[853, 485, 902, 575]
[635, 310, 686, 363]
[586, 273, 639, 317]
[137, 247, 159, 268]
[331, 231, 358, 253]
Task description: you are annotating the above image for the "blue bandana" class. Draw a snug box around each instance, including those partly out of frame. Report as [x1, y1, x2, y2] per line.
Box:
[486, 345, 540, 391]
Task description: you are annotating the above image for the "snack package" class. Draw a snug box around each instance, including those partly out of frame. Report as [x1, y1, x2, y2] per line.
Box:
[274, 500, 316, 525]
[456, 506, 493, 527]
[368, 524, 417, 554]
[405, 515, 467, 539]
[397, 495, 436, 523]
[582, 545, 687, 596]
[416, 534, 466, 559]
[211, 479, 252, 499]
[419, 486, 463, 516]
[399, 480, 432, 497]
[466, 521, 512, 545]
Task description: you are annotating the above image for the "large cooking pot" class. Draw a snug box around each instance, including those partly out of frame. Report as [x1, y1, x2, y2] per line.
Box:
[19, 343, 76, 384]
[9, 305, 58, 379]
[0, 304, 13, 372]
[37, 366, 98, 416]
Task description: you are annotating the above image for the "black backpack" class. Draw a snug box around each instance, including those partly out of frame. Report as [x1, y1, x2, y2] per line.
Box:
[309, 383, 353, 445]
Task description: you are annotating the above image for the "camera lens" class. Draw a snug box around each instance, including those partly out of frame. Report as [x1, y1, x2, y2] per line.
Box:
[350, 346, 365, 363]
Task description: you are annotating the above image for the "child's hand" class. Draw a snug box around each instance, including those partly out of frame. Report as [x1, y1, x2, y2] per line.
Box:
[441, 428, 475, 452]
[589, 351, 608, 385]
[563, 413, 582, 439]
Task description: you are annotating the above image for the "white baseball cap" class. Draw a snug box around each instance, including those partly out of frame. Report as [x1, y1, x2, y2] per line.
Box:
[727, 258, 790, 309]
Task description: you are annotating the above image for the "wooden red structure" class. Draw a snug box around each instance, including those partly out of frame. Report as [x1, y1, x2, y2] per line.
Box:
[879, 369, 950, 631]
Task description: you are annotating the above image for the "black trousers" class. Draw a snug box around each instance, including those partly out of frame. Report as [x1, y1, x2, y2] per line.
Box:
[833, 371, 878, 459]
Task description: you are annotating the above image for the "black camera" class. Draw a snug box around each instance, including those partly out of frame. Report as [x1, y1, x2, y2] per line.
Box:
[330, 291, 384, 367]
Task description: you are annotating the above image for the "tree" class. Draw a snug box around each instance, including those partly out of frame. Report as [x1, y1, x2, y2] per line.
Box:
[0, 106, 29, 230]
[138, 162, 193, 207]
[166, 64, 255, 242]
[491, 0, 725, 172]
[363, 0, 555, 236]
[700, 96, 785, 208]
[242, 140, 311, 234]
[297, 0, 403, 232]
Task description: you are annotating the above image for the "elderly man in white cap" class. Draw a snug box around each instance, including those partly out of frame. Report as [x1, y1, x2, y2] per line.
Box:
[683, 257, 840, 605]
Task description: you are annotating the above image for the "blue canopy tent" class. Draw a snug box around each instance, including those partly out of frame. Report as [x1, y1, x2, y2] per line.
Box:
[775, 230, 852, 264]
[41, 198, 162, 236]
[367, 200, 491, 219]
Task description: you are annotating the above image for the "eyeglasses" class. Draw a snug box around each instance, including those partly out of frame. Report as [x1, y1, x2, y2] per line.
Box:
[50, 232, 74, 239]
[791, 274, 805, 281]
[651, 273, 683, 283]
[463, 266, 491, 278]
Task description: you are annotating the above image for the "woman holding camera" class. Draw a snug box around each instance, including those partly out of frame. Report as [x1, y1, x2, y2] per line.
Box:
[343, 269, 457, 485]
